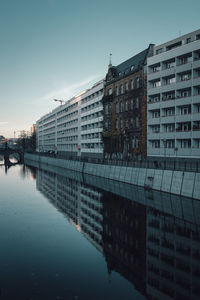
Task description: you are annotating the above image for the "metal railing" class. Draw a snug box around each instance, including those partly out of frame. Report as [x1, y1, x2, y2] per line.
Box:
[27, 151, 200, 173]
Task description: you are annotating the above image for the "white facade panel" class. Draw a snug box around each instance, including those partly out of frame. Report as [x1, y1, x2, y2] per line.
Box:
[147, 29, 200, 158]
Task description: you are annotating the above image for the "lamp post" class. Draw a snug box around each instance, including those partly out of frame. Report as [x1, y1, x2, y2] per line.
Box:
[123, 128, 129, 160]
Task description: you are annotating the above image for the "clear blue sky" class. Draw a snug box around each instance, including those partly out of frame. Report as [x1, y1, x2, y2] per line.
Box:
[0, 0, 199, 138]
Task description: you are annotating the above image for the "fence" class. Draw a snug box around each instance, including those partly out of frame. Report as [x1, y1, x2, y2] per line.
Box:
[28, 151, 200, 173]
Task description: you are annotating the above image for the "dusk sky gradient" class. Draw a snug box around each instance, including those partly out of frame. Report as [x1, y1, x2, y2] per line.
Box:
[0, 0, 199, 137]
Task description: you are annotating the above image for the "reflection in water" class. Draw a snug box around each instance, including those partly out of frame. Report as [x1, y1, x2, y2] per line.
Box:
[0, 154, 21, 174]
[33, 165, 200, 300]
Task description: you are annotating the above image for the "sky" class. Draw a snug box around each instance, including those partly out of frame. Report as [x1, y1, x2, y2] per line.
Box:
[0, 0, 199, 138]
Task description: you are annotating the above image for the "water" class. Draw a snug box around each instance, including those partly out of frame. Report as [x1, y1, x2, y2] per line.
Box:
[0, 161, 200, 300]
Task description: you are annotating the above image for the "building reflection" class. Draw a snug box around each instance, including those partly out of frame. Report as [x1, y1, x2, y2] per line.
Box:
[35, 166, 200, 300]
[147, 207, 200, 300]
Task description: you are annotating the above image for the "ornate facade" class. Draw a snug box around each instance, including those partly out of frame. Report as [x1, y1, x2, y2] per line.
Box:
[102, 45, 154, 159]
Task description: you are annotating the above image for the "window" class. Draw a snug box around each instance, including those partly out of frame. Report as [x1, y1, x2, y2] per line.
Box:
[130, 80, 134, 89]
[180, 89, 191, 98]
[179, 139, 191, 148]
[132, 138, 135, 148]
[152, 140, 160, 148]
[166, 77, 175, 85]
[115, 86, 119, 96]
[180, 106, 191, 115]
[115, 102, 119, 113]
[186, 37, 191, 44]
[105, 104, 109, 115]
[105, 121, 108, 130]
[136, 97, 139, 108]
[125, 100, 128, 111]
[125, 82, 129, 91]
[120, 85, 124, 94]
[165, 61, 174, 69]
[115, 119, 118, 129]
[120, 102, 123, 112]
[196, 34, 200, 40]
[130, 118, 134, 127]
[156, 48, 163, 55]
[125, 119, 129, 128]
[108, 88, 112, 95]
[130, 99, 134, 109]
[152, 110, 160, 118]
[120, 119, 123, 129]
[166, 140, 175, 148]
[165, 124, 174, 132]
[152, 125, 160, 133]
[153, 80, 161, 88]
[152, 65, 160, 72]
[136, 77, 140, 88]
[193, 139, 200, 148]
[136, 117, 139, 128]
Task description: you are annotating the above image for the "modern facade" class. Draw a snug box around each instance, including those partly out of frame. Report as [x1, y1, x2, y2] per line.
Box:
[102, 45, 154, 160]
[36, 80, 104, 158]
[147, 29, 200, 158]
[80, 80, 104, 158]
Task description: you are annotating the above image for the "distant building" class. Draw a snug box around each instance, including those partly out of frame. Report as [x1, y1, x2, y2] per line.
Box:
[30, 124, 36, 134]
[102, 45, 154, 160]
[36, 80, 104, 158]
[147, 29, 200, 158]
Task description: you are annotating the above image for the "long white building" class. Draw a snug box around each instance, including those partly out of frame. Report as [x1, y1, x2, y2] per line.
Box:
[147, 29, 200, 158]
[80, 80, 104, 158]
[36, 80, 104, 158]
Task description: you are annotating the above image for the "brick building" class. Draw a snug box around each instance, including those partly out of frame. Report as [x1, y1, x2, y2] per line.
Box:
[102, 45, 153, 159]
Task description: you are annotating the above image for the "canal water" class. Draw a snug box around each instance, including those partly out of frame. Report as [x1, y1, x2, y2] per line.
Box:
[0, 160, 200, 300]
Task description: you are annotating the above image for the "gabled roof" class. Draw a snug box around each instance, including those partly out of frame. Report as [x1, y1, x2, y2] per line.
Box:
[106, 46, 152, 84]
[116, 48, 149, 74]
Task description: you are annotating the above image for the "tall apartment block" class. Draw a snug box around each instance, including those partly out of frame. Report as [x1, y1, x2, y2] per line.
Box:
[147, 29, 200, 158]
[36, 80, 104, 158]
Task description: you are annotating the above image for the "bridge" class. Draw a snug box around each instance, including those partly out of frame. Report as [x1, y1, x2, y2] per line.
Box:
[0, 145, 24, 166]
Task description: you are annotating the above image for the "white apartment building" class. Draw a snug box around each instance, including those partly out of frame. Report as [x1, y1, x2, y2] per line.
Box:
[36, 90, 85, 155]
[80, 80, 104, 158]
[147, 29, 200, 158]
[36, 80, 104, 158]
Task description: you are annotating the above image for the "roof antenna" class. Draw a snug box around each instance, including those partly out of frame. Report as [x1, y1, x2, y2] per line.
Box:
[108, 53, 112, 69]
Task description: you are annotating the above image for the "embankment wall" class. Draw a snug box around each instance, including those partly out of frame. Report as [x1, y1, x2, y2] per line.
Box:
[24, 153, 200, 200]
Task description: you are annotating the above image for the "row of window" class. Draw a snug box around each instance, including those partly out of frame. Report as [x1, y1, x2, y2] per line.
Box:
[57, 111, 78, 123]
[81, 143, 103, 149]
[81, 122, 102, 131]
[150, 139, 200, 149]
[57, 128, 78, 136]
[104, 98, 140, 115]
[149, 104, 200, 118]
[154, 34, 200, 55]
[57, 102, 78, 117]
[81, 89, 103, 104]
[81, 133, 101, 140]
[81, 101, 102, 113]
[107, 77, 140, 96]
[81, 111, 102, 122]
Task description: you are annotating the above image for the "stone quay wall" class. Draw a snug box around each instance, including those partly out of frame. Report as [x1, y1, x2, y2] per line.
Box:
[24, 153, 200, 200]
